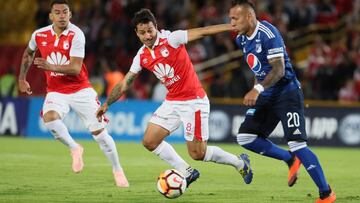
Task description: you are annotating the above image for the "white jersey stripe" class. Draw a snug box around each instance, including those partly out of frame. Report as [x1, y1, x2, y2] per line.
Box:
[259, 27, 273, 39]
[259, 24, 275, 37]
[259, 24, 275, 38]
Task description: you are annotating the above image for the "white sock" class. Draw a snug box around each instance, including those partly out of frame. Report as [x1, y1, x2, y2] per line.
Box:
[152, 141, 192, 177]
[203, 146, 244, 170]
[93, 130, 122, 172]
[44, 120, 78, 149]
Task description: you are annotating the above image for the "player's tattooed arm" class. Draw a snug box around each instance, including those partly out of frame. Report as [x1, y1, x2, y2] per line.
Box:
[18, 47, 36, 94]
[187, 24, 232, 42]
[96, 71, 137, 121]
[19, 47, 36, 80]
[105, 71, 137, 106]
[260, 56, 285, 89]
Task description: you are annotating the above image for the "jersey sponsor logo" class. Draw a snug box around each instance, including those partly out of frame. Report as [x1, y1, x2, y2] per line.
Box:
[153, 63, 180, 86]
[36, 33, 47, 37]
[246, 53, 262, 73]
[160, 46, 169, 57]
[153, 63, 174, 82]
[46, 52, 69, 76]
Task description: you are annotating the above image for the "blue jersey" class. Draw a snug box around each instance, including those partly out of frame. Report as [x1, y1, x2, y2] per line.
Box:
[236, 21, 300, 96]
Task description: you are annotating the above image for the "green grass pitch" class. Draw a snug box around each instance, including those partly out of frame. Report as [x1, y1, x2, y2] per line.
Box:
[0, 136, 359, 203]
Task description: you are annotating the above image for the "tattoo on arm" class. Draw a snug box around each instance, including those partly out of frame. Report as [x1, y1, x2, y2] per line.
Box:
[106, 83, 123, 106]
[106, 73, 136, 106]
[19, 47, 35, 79]
[260, 57, 285, 89]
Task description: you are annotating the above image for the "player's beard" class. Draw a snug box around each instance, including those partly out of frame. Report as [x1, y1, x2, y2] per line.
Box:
[145, 38, 156, 47]
[57, 21, 69, 29]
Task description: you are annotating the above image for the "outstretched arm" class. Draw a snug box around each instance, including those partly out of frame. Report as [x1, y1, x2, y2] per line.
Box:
[18, 46, 36, 94]
[187, 24, 232, 42]
[96, 71, 137, 121]
[34, 56, 83, 75]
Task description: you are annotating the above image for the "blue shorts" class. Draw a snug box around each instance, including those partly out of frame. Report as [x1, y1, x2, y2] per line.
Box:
[238, 88, 307, 141]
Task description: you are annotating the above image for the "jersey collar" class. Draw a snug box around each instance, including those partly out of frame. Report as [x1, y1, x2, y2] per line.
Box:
[246, 21, 260, 40]
[50, 22, 71, 37]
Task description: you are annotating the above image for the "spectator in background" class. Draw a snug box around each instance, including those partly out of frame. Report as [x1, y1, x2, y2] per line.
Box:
[35, 0, 50, 28]
[103, 60, 125, 100]
[338, 79, 359, 102]
[316, 0, 338, 25]
[0, 67, 18, 98]
[354, 66, 360, 96]
[307, 36, 331, 80]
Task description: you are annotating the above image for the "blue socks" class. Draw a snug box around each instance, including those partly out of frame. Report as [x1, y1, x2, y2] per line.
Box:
[293, 147, 330, 192]
[242, 137, 330, 192]
[242, 137, 292, 161]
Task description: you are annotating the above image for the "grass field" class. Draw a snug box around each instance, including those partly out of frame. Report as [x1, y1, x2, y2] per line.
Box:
[0, 136, 359, 203]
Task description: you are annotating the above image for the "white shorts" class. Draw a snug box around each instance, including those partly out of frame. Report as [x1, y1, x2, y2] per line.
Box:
[43, 88, 106, 132]
[149, 97, 210, 141]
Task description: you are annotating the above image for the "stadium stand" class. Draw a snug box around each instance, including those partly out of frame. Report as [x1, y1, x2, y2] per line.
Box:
[0, 0, 359, 102]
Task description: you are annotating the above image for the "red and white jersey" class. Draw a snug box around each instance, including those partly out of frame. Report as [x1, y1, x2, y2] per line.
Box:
[130, 30, 206, 101]
[28, 22, 91, 94]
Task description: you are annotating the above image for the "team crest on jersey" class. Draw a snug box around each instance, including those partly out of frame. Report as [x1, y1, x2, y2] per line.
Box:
[246, 53, 262, 73]
[142, 58, 148, 64]
[255, 43, 262, 53]
[41, 41, 47, 46]
[160, 46, 169, 57]
[63, 41, 69, 50]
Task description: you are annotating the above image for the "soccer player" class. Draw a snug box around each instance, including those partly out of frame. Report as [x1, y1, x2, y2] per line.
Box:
[229, 1, 336, 202]
[18, 0, 129, 188]
[96, 8, 253, 187]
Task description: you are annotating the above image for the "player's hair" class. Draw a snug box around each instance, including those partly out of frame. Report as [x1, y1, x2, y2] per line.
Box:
[131, 8, 157, 30]
[231, 0, 256, 11]
[50, 0, 70, 9]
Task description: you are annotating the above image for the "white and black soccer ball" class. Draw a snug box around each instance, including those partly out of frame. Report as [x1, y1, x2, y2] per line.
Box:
[157, 169, 187, 199]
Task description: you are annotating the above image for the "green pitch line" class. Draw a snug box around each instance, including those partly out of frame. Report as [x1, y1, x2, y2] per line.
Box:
[0, 136, 359, 203]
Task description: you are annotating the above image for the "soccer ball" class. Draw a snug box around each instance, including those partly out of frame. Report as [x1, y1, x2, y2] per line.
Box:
[157, 169, 187, 199]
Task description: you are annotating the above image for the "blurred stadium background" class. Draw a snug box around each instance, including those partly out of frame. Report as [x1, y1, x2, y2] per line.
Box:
[0, 0, 359, 100]
[1, 0, 359, 147]
[1, 0, 360, 202]
[0, 0, 360, 141]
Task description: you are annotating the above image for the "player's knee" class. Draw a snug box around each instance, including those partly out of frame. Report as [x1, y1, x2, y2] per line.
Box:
[287, 141, 307, 152]
[91, 128, 104, 136]
[43, 110, 61, 122]
[236, 133, 257, 146]
[142, 138, 158, 151]
[188, 150, 205, 161]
